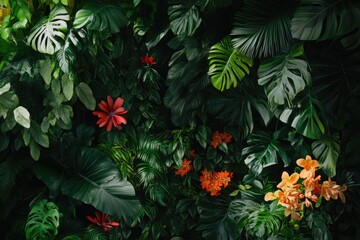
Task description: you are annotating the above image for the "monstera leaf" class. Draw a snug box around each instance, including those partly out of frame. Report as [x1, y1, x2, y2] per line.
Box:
[208, 36, 253, 91]
[292, 0, 360, 41]
[279, 95, 325, 139]
[242, 131, 290, 175]
[197, 197, 240, 240]
[25, 200, 60, 240]
[33, 147, 140, 218]
[168, 1, 207, 37]
[312, 135, 340, 177]
[231, 0, 297, 58]
[27, 5, 69, 54]
[258, 44, 311, 107]
[73, 3, 128, 33]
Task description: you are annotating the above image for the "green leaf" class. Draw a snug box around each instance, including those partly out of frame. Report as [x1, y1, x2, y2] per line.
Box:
[13, 106, 30, 128]
[312, 135, 340, 177]
[75, 82, 96, 110]
[39, 57, 52, 85]
[27, 5, 69, 54]
[25, 199, 60, 240]
[197, 197, 240, 240]
[231, 0, 297, 58]
[73, 3, 128, 33]
[0, 91, 19, 118]
[291, 0, 359, 41]
[242, 131, 290, 175]
[168, 3, 202, 37]
[29, 140, 40, 161]
[258, 44, 311, 106]
[306, 211, 332, 240]
[61, 73, 73, 100]
[30, 121, 49, 148]
[34, 147, 140, 218]
[208, 36, 253, 91]
[0, 132, 10, 152]
[0, 83, 11, 95]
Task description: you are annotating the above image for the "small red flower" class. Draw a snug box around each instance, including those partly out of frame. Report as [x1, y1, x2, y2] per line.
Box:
[86, 211, 120, 232]
[176, 158, 193, 177]
[140, 55, 156, 66]
[93, 96, 127, 132]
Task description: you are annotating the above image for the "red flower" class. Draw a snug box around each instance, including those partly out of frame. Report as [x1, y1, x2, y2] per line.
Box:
[140, 55, 156, 66]
[210, 131, 233, 149]
[93, 96, 127, 132]
[86, 211, 120, 232]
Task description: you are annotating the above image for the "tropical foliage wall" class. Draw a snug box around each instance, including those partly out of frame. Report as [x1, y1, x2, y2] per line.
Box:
[1, 0, 360, 239]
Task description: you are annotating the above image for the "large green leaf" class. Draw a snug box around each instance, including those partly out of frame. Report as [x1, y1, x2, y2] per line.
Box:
[75, 82, 96, 110]
[208, 36, 253, 91]
[168, 3, 202, 37]
[278, 94, 325, 139]
[197, 197, 240, 240]
[13, 106, 30, 128]
[258, 45, 311, 107]
[242, 131, 290, 175]
[25, 199, 60, 240]
[292, 0, 359, 41]
[73, 3, 128, 33]
[27, 5, 69, 54]
[231, 0, 297, 58]
[33, 147, 140, 218]
[312, 135, 340, 177]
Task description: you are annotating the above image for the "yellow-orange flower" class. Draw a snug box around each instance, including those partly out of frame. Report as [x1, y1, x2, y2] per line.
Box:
[322, 178, 347, 203]
[277, 171, 300, 190]
[296, 155, 319, 179]
[200, 169, 233, 196]
[175, 158, 193, 177]
[303, 175, 321, 198]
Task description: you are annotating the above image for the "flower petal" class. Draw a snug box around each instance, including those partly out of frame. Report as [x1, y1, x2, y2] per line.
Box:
[107, 96, 114, 110]
[113, 97, 124, 110]
[98, 101, 110, 113]
[106, 119, 113, 131]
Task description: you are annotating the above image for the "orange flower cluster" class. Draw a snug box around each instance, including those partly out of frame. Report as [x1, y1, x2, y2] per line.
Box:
[210, 131, 232, 149]
[200, 169, 233, 196]
[175, 150, 196, 177]
[265, 155, 347, 220]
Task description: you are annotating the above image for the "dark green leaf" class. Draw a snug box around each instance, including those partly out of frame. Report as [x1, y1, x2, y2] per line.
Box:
[168, 4, 201, 37]
[75, 82, 96, 110]
[312, 135, 340, 177]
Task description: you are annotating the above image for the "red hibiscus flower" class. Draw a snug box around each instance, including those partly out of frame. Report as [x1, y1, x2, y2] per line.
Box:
[93, 96, 127, 132]
[86, 211, 120, 232]
[140, 55, 156, 66]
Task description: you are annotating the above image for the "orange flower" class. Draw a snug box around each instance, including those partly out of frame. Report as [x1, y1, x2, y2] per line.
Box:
[322, 178, 347, 203]
[200, 169, 233, 196]
[175, 158, 193, 177]
[276, 171, 300, 191]
[303, 175, 321, 198]
[264, 190, 284, 201]
[210, 131, 233, 149]
[296, 155, 319, 179]
[93, 96, 127, 132]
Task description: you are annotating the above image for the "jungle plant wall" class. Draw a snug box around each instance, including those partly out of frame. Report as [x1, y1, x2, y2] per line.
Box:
[0, 0, 360, 239]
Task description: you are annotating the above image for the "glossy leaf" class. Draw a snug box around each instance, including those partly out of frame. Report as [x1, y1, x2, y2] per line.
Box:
[231, 0, 297, 58]
[34, 147, 140, 218]
[73, 3, 127, 33]
[75, 82, 96, 110]
[208, 36, 253, 91]
[242, 131, 290, 175]
[292, 0, 359, 41]
[312, 135, 340, 177]
[25, 199, 60, 240]
[27, 5, 69, 54]
[258, 45, 311, 106]
[168, 4, 201, 37]
[13, 106, 30, 128]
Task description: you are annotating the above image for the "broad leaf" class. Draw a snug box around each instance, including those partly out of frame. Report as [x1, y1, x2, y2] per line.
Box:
[13, 106, 30, 128]
[208, 36, 253, 91]
[242, 131, 290, 175]
[168, 3, 202, 37]
[279, 95, 325, 139]
[0, 91, 19, 118]
[27, 5, 69, 54]
[30, 121, 49, 148]
[292, 0, 359, 41]
[61, 73, 74, 101]
[75, 82, 96, 110]
[34, 147, 140, 218]
[231, 0, 297, 58]
[306, 211, 332, 240]
[258, 44, 311, 107]
[74, 3, 128, 33]
[25, 199, 60, 240]
[39, 57, 52, 85]
[312, 135, 340, 177]
[197, 197, 240, 240]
